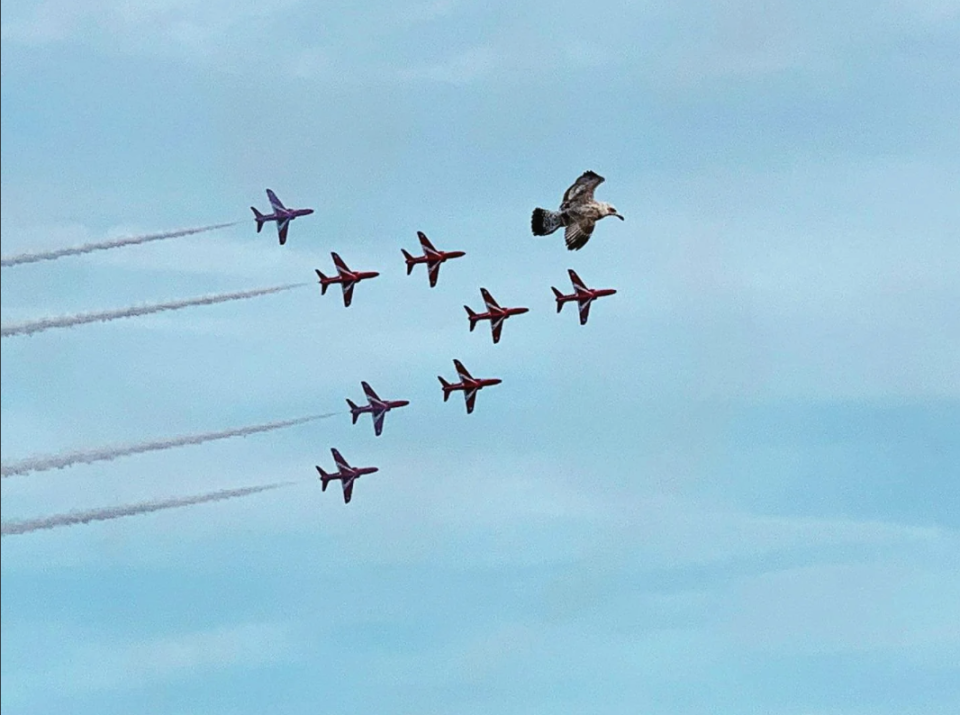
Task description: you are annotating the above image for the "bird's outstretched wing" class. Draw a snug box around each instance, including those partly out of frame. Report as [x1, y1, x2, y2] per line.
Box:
[561, 171, 605, 209]
[565, 220, 596, 250]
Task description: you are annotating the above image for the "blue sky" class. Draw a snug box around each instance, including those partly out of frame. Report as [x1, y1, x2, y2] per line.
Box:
[2, 0, 959, 712]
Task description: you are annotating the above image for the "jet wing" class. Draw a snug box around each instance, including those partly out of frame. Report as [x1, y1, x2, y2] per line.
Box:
[372, 409, 386, 437]
[342, 281, 355, 308]
[464, 388, 478, 414]
[331, 448, 350, 471]
[480, 288, 500, 310]
[277, 218, 290, 245]
[453, 359, 473, 381]
[490, 317, 505, 344]
[342, 477, 355, 504]
[267, 189, 287, 212]
[578, 297, 592, 325]
[361, 381, 381, 402]
[417, 231, 439, 256]
[331, 252, 351, 276]
[428, 260, 441, 288]
[568, 269, 588, 291]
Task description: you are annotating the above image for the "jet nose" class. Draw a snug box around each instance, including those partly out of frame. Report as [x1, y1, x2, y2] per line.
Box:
[304, 208, 315, 215]
[516, 307, 530, 314]
[491, 378, 503, 385]
[397, 400, 410, 407]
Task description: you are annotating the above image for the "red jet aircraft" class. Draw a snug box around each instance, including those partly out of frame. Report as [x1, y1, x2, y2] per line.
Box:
[315, 252, 380, 307]
[316, 448, 379, 504]
[438, 359, 501, 414]
[551, 269, 617, 325]
[347, 381, 410, 437]
[401, 231, 465, 287]
[464, 288, 529, 344]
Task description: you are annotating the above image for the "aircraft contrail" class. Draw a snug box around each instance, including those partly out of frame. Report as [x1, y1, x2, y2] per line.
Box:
[0, 413, 337, 478]
[0, 283, 308, 338]
[1, 482, 295, 537]
[0, 222, 237, 268]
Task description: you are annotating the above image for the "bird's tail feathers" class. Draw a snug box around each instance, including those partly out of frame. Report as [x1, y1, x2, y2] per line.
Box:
[531, 208, 563, 237]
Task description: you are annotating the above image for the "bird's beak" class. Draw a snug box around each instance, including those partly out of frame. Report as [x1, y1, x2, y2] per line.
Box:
[614, 212, 624, 221]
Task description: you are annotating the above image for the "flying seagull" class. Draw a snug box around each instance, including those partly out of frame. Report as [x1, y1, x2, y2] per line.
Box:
[531, 171, 623, 250]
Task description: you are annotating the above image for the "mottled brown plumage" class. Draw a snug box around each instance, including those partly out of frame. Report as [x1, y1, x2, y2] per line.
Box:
[531, 171, 623, 250]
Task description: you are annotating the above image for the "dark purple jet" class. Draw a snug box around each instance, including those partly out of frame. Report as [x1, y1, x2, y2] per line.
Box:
[250, 189, 314, 245]
[316, 448, 379, 504]
[346, 381, 410, 436]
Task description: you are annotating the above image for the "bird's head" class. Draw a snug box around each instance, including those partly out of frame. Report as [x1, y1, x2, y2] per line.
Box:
[602, 203, 624, 220]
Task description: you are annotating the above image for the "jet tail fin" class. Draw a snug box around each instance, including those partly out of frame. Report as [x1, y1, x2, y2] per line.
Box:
[315, 269, 329, 295]
[315, 465, 331, 491]
[251, 207, 266, 233]
[401, 249, 415, 274]
[464, 305, 478, 331]
[346, 399, 360, 424]
[438, 376, 452, 401]
[552, 287, 564, 313]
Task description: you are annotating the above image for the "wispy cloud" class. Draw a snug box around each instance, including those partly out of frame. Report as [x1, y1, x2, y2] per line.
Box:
[1, 621, 295, 699]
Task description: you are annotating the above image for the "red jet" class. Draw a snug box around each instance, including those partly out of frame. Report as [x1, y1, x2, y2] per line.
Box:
[316, 448, 379, 504]
[315, 252, 380, 307]
[551, 269, 617, 325]
[438, 359, 501, 414]
[346, 381, 410, 437]
[402, 231, 465, 287]
[464, 288, 529, 344]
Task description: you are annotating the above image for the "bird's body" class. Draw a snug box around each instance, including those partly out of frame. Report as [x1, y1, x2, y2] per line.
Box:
[531, 171, 623, 250]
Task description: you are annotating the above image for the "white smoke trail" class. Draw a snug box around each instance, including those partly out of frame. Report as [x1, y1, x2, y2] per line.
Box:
[0, 283, 308, 338]
[0, 222, 237, 268]
[1, 413, 337, 478]
[1, 482, 295, 537]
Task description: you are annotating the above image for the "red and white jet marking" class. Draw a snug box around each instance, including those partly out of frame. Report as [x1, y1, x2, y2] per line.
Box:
[316, 448, 379, 504]
[464, 288, 530, 344]
[401, 231, 466, 288]
[551, 269, 617, 325]
[438, 359, 502, 414]
[315, 252, 380, 307]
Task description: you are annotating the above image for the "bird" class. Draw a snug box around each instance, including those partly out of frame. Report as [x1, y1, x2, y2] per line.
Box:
[531, 170, 624, 250]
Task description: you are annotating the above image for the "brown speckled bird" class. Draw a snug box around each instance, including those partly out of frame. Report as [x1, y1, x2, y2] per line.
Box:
[531, 171, 624, 250]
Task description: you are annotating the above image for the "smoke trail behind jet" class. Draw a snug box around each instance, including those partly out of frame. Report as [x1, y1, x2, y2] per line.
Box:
[0, 283, 307, 338]
[0, 223, 237, 268]
[1, 482, 294, 537]
[1, 413, 337, 478]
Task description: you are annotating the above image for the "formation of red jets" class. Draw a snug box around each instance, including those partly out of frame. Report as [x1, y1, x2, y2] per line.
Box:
[253, 188, 619, 504]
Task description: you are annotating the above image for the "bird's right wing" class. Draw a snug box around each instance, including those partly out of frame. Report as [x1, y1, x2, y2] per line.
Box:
[561, 171, 604, 208]
[565, 220, 595, 250]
